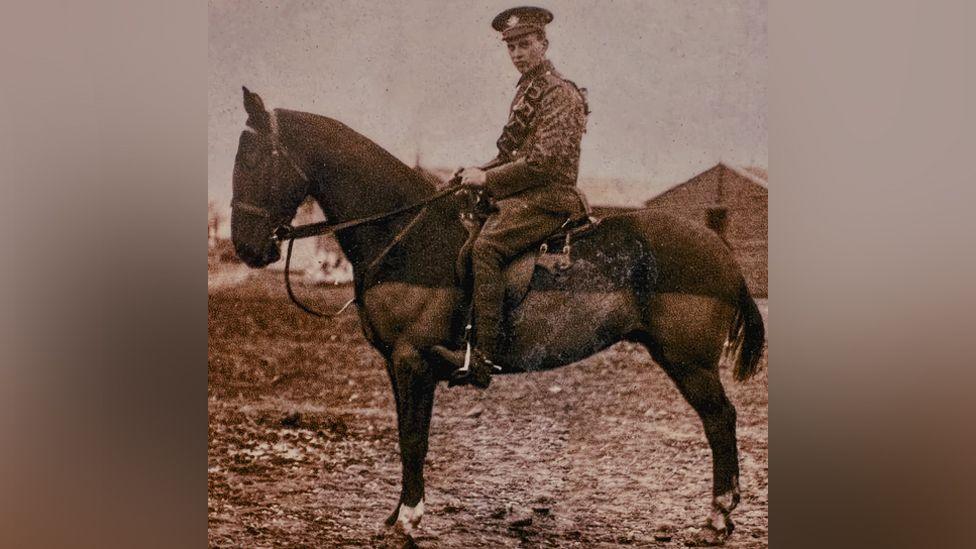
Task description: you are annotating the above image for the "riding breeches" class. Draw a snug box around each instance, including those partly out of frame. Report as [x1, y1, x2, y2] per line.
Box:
[471, 200, 572, 359]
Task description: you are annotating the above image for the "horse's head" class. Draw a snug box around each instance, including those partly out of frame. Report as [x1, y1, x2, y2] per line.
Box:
[231, 87, 311, 267]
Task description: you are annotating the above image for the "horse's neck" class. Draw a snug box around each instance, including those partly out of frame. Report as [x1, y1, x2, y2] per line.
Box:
[308, 180, 425, 263]
[311, 182, 465, 292]
[286, 112, 465, 289]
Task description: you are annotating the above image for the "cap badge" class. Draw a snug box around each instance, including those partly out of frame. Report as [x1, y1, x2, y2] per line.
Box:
[506, 15, 519, 28]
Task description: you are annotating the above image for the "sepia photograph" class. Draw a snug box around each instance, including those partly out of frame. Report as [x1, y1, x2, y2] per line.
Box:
[209, 1, 767, 546]
[7, 1, 976, 548]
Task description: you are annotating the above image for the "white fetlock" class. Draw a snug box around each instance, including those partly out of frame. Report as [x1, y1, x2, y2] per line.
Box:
[713, 475, 740, 514]
[396, 499, 425, 535]
[707, 506, 730, 534]
[708, 476, 740, 536]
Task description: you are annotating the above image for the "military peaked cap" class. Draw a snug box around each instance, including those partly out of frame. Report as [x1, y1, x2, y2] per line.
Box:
[491, 6, 553, 41]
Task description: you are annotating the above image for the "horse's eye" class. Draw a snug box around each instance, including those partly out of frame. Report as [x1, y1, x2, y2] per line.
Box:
[243, 148, 262, 169]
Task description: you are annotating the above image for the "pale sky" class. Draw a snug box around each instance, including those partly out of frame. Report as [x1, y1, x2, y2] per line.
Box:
[209, 0, 765, 220]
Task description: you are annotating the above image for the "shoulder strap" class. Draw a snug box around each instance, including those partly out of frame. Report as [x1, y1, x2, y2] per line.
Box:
[562, 78, 591, 115]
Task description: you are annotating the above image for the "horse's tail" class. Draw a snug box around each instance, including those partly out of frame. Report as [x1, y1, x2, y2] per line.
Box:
[726, 280, 765, 381]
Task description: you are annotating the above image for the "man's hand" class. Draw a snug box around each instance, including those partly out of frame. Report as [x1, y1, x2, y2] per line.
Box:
[459, 167, 487, 189]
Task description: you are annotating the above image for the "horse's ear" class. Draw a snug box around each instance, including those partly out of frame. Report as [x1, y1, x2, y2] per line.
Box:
[242, 86, 271, 132]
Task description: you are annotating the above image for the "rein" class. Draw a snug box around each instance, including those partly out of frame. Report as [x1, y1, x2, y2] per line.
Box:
[278, 180, 463, 317]
[274, 183, 461, 242]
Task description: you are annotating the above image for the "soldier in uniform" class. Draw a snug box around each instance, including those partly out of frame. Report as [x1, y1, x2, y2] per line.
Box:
[434, 6, 591, 388]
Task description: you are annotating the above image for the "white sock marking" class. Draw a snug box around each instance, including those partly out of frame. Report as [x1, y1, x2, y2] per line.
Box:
[397, 498, 425, 534]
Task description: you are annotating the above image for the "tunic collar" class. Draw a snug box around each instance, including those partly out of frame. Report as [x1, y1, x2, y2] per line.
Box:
[517, 59, 555, 87]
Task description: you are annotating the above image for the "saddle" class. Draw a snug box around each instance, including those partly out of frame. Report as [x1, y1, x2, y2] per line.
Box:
[455, 210, 602, 309]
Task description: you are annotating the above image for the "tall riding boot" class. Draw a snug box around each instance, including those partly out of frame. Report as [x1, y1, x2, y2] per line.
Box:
[433, 246, 507, 389]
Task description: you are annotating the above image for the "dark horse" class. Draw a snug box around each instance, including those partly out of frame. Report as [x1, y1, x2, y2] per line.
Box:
[230, 88, 764, 545]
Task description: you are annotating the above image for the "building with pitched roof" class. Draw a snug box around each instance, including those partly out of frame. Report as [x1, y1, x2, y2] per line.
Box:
[644, 162, 768, 296]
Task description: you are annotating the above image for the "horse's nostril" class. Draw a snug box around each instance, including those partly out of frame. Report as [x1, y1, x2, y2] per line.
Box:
[234, 242, 262, 266]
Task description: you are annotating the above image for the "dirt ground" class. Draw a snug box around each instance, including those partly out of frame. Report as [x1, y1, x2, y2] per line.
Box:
[208, 270, 768, 548]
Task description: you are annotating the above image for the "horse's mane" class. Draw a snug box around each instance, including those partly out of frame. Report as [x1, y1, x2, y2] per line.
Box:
[275, 108, 438, 199]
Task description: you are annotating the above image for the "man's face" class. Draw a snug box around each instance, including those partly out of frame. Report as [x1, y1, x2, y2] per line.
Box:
[506, 33, 548, 74]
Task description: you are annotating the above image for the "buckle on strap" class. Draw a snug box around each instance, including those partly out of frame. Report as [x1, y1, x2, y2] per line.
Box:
[273, 224, 293, 242]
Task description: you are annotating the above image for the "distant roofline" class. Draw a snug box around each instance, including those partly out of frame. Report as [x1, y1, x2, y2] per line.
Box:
[644, 162, 767, 204]
[411, 161, 768, 207]
[725, 164, 768, 187]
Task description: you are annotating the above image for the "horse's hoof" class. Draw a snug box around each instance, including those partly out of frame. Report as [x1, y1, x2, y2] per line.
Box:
[391, 523, 417, 543]
[371, 523, 417, 549]
[685, 521, 734, 547]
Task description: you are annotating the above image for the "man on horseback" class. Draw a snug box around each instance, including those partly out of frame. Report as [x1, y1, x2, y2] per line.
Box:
[433, 6, 591, 388]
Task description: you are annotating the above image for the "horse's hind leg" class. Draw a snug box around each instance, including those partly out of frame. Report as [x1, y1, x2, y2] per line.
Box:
[639, 294, 741, 544]
[665, 363, 740, 537]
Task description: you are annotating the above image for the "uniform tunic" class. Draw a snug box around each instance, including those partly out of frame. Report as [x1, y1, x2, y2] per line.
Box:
[484, 59, 589, 213]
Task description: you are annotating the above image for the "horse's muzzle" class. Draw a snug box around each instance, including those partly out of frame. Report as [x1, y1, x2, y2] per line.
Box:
[234, 238, 280, 268]
[263, 244, 281, 265]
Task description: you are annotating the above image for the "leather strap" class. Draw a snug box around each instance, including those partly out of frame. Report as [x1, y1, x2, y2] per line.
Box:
[496, 71, 551, 158]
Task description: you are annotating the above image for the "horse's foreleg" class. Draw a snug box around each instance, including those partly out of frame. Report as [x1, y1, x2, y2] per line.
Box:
[390, 343, 436, 535]
[382, 360, 402, 528]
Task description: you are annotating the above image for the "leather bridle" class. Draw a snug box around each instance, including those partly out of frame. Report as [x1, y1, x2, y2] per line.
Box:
[232, 110, 463, 317]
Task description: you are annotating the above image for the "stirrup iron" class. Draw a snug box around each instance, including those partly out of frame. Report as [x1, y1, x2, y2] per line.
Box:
[459, 341, 473, 373]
